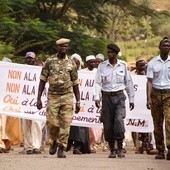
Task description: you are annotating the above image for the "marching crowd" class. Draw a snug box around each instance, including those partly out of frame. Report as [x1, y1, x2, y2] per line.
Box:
[0, 37, 170, 161]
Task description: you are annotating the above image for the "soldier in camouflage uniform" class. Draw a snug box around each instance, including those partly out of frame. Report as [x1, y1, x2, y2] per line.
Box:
[37, 38, 80, 158]
[146, 37, 170, 160]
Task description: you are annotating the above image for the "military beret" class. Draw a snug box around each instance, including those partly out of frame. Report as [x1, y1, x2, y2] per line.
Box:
[86, 55, 96, 62]
[107, 44, 120, 53]
[159, 37, 170, 46]
[25, 52, 36, 59]
[56, 38, 70, 45]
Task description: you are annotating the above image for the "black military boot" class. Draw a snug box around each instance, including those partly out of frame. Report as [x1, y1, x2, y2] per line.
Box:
[49, 140, 57, 155]
[167, 145, 170, 160]
[155, 151, 165, 159]
[108, 141, 116, 158]
[167, 150, 170, 160]
[57, 146, 66, 158]
[117, 140, 125, 158]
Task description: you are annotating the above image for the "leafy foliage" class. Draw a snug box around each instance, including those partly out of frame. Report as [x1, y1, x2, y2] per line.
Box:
[0, 0, 169, 63]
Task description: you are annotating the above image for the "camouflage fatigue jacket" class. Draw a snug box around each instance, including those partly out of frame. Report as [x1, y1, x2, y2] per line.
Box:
[40, 54, 79, 95]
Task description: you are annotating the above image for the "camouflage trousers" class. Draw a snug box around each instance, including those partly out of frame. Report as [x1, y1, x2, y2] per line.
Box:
[46, 92, 73, 148]
[151, 89, 170, 151]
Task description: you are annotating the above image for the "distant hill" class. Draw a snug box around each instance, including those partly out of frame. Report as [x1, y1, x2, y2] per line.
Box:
[150, 0, 170, 11]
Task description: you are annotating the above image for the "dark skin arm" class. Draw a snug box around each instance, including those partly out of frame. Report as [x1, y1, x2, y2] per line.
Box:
[146, 78, 153, 110]
[95, 100, 100, 108]
[73, 84, 80, 113]
[129, 103, 134, 110]
[37, 79, 46, 110]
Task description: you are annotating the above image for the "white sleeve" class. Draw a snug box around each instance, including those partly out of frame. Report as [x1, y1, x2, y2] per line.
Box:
[146, 61, 153, 79]
[94, 66, 102, 100]
[125, 70, 135, 103]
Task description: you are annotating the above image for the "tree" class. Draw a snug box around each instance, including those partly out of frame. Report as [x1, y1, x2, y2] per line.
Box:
[0, 0, 161, 63]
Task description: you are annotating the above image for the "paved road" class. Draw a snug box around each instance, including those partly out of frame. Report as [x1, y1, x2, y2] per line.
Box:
[1, 146, 170, 170]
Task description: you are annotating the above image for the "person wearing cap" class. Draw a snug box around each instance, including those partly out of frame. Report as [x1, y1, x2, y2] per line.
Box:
[0, 58, 22, 154]
[135, 56, 147, 75]
[131, 57, 156, 155]
[36, 38, 80, 158]
[0, 58, 12, 153]
[94, 43, 135, 158]
[25, 52, 36, 65]
[20, 52, 43, 155]
[82, 55, 97, 72]
[95, 53, 104, 68]
[82, 55, 103, 154]
[66, 54, 91, 155]
[70, 53, 84, 70]
[146, 37, 170, 160]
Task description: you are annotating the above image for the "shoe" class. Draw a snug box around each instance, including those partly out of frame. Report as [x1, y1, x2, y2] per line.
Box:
[117, 149, 125, 158]
[20, 143, 24, 147]
[26, 150, 33, 154]
[57, 146, 66, 158]
[90, 149, 96, 153]
[66, 142, 72, 152]
[4, 146, 11, 153]
[147, 149, 158, 155]
[33, 148, 41, 154]
[73, 149, 82, 155]
[0, 147, 4, 153]
[135, 147, 144, 154]
[49, 140, 57, 155]
[108, 149, 116, 158]
[102, 145, 109, 152]
[155, 152, 165, 159]
[19, 148, 26, 154]
[166, 150, 170, 160]
[122, 148, 127, 153]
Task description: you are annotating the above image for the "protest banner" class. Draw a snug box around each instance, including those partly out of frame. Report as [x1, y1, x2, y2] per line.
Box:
[0, 62, 153, 132]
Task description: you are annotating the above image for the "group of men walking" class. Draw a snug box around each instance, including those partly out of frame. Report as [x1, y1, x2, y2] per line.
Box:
[0, 36, 170, 161]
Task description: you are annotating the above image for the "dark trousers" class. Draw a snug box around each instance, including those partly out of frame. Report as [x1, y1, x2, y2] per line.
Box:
[101, 92, 126, 142]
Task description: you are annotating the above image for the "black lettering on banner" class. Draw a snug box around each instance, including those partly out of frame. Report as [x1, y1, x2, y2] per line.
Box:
[24, 72, 36, 81]
[72, 115, 101, 124]
[80, 91, 89, 101]
[134, 84, 138, 91]
[22, 85, 35, 95]
[84, 79, 94, 87]
[126, 119, 148, 127]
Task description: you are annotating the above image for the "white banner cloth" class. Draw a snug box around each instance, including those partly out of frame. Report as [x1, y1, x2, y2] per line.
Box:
[0, 62, 153, 132]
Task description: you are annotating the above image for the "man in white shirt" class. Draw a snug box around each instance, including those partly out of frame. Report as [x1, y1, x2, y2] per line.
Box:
[146, 37, 170, 160]
[94, 43, 135, 158]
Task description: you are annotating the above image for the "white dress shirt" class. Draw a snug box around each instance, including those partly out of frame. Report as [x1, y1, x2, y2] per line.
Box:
[94, 59, 135, 103]
[147, 55, 170, 89]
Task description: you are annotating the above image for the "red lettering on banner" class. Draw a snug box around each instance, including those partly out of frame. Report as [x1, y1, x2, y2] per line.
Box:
[6, 82, 20, 93]
[8, 70, 22, 79]
[3, 94, 19, 105]
[3, 106, 21, 112]
[78, 79, 83, 86]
